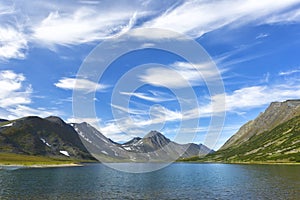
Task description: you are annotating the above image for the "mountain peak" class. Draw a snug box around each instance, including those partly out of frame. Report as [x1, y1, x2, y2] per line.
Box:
[44, 116, 66, 126]
[122, 137, 142, 145]
[145, 130, 165, 138]
[141, 130, 171, 150]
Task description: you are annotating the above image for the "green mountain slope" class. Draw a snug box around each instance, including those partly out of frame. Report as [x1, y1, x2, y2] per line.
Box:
[201, 115, 300, 163]
[221, 100, 300, 150]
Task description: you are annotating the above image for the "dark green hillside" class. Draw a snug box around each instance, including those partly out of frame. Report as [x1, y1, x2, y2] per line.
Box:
[200, 115, 300, 163]
[0, 116, 94, 161]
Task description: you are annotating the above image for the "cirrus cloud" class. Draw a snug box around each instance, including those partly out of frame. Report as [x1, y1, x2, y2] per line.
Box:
[54, 77, 109, 93]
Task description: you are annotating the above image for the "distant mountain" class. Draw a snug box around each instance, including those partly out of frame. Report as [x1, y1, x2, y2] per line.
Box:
[0, 119, 8, 123]
[122, 137, 142, 146]
[120, 131, 212, 159]
[200, 100, 300, 163]
[72, 125, 212, 162]
[0, 116, 94, 160]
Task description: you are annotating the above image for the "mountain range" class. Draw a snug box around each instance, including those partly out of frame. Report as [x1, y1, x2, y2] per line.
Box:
[1, 99, 299, 163]
[0, 117, 212, 162]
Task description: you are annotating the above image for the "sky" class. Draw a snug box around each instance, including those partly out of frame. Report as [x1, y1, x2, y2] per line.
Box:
[1, 0, 300, 150]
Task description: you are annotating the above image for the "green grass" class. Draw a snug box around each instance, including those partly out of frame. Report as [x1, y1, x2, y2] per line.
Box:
[0, 120, 12, 127]
[0, 152, 83, 166]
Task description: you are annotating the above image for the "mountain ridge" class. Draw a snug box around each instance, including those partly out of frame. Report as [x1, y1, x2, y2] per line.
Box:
[221, 99, 300, 150]
[74, 124, 212, 162]
[190, 99, 300, 163]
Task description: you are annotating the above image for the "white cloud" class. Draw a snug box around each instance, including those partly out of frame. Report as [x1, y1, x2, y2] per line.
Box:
[202, 83, 300, 115]
[120, 90, 176, 102]
[78, 1, 101, 5]
[279, 68, 300, 76]
[0, 70, 31, 107]
[54, 77, 109, 93]
[6, 105, 61, 120]
[1, 0, 300, 60]
[256, 33, 269, 39]
[147, 82, 300, 121]
[0, 26, 28, 60]
[0, 70, 59, 119]
[128, 28, 186, 40]
[143, 0, 300, 37]
[265, 8, 300, 24]
[66, 117, 101, 128]
[225, 84, 300, 110]
[99, 122, 135, 142]
[139, 61, 226, 88]
[0, 2, 14, 16]
[31, 7, 138, 47]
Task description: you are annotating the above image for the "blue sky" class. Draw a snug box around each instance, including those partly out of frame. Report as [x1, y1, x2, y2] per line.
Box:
[1, 0, 300, 150]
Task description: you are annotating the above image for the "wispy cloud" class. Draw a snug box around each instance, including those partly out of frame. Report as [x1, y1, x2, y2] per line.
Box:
[0, 2, 15, 16]
[32, 7, 138, 47]
[120, 90, 176, 102]
[139, 61, 226, 88]
[279, 68, 300, 76]
[264, 8, 300, 24]
[54, 77, 109, 93]
[256, 33, 269, 39]
[1, 1, 300, 60]
[143, 0, 300, 37]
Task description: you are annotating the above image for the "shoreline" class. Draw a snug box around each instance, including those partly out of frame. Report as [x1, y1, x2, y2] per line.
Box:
[1, 161, 299, 169]
[0, 163, 83, 169]
[178, 160, 300, 165]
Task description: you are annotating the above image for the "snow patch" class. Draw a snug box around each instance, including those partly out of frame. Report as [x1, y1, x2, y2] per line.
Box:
[59, 150, 70, 157]
[101, 150, 108, 155]
[40, 138, 51, 147]
[75, 128, 92, 143]
[123, 146, 132, 151]
[1, 123, 13, 127]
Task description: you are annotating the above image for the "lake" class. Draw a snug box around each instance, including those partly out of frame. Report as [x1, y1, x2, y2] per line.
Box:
[0, 163, 299, 199]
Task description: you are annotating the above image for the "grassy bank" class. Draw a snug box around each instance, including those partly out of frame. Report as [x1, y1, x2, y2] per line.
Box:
[177, 157, 300, 165]
[0, 152, 89, 166]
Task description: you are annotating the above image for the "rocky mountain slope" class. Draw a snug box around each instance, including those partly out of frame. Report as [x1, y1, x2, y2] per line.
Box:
[74, 124, 212, 162]
[200, 100, 300, 163]
[221, 100, 300, 150]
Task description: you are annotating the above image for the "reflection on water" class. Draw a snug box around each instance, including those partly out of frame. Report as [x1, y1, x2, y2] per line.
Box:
[0, 163, 299, 199]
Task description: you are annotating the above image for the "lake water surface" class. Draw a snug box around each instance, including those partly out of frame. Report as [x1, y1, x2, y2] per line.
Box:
[0, 163, 299, 199]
